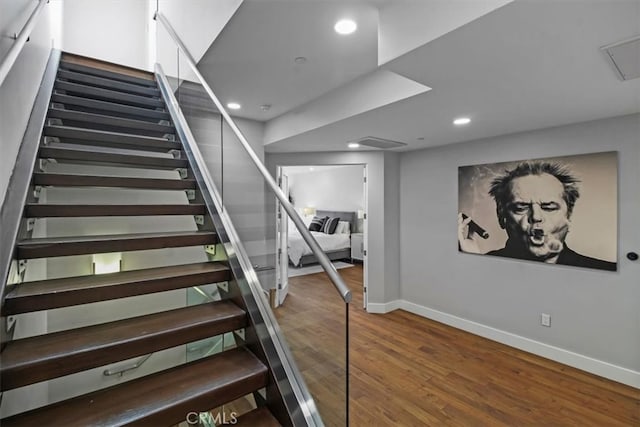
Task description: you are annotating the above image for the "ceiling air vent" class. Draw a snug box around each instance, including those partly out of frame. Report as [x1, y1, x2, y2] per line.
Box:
[601, 35, 640, 81]
[351, 136, 407, 150]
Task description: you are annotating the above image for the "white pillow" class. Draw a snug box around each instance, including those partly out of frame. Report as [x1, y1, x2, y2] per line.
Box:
[335, 221, 351, 234]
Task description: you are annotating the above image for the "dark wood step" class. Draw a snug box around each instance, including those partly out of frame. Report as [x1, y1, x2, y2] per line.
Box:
[32, 173, 196, 190]
[1, 300, 247, 391]
[51, 93, 170, 121]
[44, 125, 181, 152]
[4, 262, 230, 315]
[39, 146, 188, 170]
[47, 108, 174, 134]
[57, 69, 160, 97]
[25, 203, 206, 218]
[55, 80, 165, 109]
[1, 348, 268, 426]
[235, 407, 282, 426]
[59, 59, 158, 87]
[17, 230, 217, 259]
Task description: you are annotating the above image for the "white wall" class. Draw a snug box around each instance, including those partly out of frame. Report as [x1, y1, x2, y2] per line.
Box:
[266, 151, 401, 306]
[0, 0, 55, 204]
[377, 0, 512, 65]
[399, 114, 640, 386]
[158, 0, 242, 63]
[286, 165, 364, 216]
[62, 0, 149, 69]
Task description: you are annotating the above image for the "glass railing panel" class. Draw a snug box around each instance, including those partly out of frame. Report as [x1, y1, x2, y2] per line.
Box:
[175, 78, 224, 207]
[154, 17, 350, 424]
[274, 284, 349, 426]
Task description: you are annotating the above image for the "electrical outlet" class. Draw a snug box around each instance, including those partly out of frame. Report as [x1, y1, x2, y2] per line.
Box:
[540, 313, 551, 327]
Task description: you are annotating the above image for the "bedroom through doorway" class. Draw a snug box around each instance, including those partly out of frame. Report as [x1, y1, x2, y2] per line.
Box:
[275, 164, 368, 309]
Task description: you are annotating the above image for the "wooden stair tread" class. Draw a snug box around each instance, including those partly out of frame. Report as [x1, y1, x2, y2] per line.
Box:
[60, 54, 156, 84]
[235, 407, 282, 426]
[1, 300, 247, 391]
[47, 108, 174, 134]
[17, 230, 217, 259]
[57, 69, 160, 97]
[32, 173, 196, 190]
[5, 262, 230, 315]
[38, 146, 188, 169]
[44, 125, 181, 151]
[51, 93, 170, 121]
[55, 80, 165, 109]
[0, 348, 268, 426]
[25, 203, 206, 217]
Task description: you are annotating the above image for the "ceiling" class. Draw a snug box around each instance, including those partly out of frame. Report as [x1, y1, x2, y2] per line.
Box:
[198, 0, 380, 121]
[198, 0, 640, 153]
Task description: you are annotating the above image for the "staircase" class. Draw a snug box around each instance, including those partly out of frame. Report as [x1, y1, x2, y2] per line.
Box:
[0, 53, 284, 426]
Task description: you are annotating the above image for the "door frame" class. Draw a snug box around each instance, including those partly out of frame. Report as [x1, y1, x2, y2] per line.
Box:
[276, 163, 369, 311]
[275, 167, 289, 307]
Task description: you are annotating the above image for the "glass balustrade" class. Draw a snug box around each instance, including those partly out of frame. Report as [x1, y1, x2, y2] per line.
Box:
[156, 17, 350, 425]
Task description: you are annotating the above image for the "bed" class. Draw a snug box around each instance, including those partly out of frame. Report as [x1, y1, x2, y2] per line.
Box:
[288, 210, 356, 267]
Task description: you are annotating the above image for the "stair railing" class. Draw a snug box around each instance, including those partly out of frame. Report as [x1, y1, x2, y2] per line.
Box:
[0, 50, 61, 342]
[0, 0, 49, 87]
[155, 12, 352, 425]
[156, 64, 323, 427]
[154, 11, 351, 304]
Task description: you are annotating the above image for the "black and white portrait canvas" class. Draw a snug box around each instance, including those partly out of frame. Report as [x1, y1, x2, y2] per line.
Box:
[458, 152, 617, 271]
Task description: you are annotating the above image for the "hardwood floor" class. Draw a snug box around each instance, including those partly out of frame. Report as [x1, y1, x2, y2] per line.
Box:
[276, 264, 639, 426]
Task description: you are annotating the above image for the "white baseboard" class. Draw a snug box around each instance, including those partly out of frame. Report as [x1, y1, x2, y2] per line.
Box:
[366, 300, 402, 314]
[366, 299, 640, 389]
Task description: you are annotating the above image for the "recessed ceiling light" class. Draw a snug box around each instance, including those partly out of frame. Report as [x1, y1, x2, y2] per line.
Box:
[348, 142, 360, 149]
[417, 137, 425, 140]
[294, 56, 307, 65]
[309, 167, 314, 171]
[453, 117, 471, 126]
[227, 102, 241, 110]
[335, 19, 357, 35]
[259, 104, 271, 111]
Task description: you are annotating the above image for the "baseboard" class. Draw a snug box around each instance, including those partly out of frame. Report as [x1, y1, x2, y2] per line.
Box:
[366, 300, 402, 314]
[368, 299, 640, 389]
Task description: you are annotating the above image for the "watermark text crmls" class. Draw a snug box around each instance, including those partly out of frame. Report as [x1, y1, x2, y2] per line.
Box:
[186, 410, 238, 426]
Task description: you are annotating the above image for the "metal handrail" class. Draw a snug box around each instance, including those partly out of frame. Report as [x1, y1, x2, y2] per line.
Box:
[0, 0, 49, 87]
[103, 353, 152, 377]
[154, 11, 351, 304]
[155, 63, 323, 426]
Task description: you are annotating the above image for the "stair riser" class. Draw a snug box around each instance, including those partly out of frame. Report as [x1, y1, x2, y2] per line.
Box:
[55, 80, 165, 109]
[57, 69, 160, 97]
[17, 233, 217, 259]
[1, 311, 247, 391]
[4, 269, 231, 315]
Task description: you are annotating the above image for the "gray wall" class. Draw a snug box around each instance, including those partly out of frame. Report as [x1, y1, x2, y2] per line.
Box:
[266, 151, 401, 305]
[399, 114, 640, 372]
[0, 0, 53, 204]
[0, 0, 54, 416]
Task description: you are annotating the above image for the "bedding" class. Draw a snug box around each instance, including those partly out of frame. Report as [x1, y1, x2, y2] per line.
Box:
[287, 210, 357, 267]
[288, 230, 351, 266]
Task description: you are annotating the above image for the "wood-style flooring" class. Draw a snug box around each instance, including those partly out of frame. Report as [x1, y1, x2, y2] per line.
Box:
[276, 264, 640, 426]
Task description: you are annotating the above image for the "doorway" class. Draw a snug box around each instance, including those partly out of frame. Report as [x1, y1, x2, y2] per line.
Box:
[275, 164, 368, 309]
